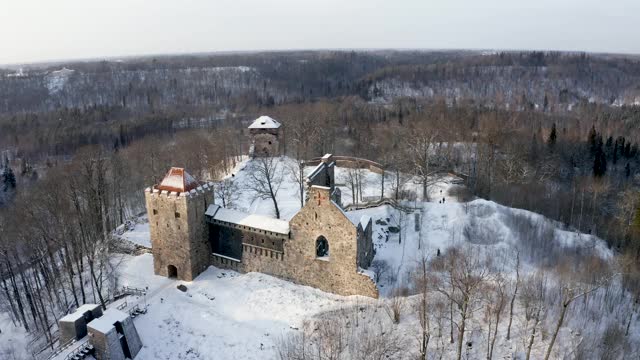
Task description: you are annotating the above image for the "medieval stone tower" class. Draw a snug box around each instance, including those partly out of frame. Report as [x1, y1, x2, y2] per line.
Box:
[248, 115, 282, 157]
[144, 167, 214, 281]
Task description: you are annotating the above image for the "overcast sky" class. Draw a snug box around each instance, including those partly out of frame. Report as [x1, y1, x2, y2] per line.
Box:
[1, 0, 638, 65]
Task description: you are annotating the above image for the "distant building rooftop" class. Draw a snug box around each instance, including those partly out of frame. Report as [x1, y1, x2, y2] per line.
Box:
[248, 115, 281, 129]
[156, 167, 199, 193]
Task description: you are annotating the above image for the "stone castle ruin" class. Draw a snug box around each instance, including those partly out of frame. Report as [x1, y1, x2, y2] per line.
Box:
[145, 117, 378, 298]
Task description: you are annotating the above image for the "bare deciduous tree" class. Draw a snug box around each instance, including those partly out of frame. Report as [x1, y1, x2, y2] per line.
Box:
[519, 272, 546, 360]
[214, 178, 239, 209]
[386, 294, 404, 324]
[485, 274, 507, 360]
[341, 167, 368, 206]
[543, 262, 617, 360]
[370, 259, 390, 284]
[276, 304, 406, 360]
[413, 253, 431, 359]
[287, 159, 306, 209]
[432, 246, 493, 360]
[407, 125, 446, 201]
[246, 157, 284, 219]
[506, 250, 520, 340]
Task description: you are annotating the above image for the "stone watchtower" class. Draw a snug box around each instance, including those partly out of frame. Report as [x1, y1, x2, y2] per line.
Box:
[248, 115, 282, 157]
[144, 167, 214, 281]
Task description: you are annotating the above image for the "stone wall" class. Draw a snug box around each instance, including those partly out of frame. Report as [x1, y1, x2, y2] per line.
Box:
[209, 223, 244, 260]
[241, 243, 288, 278]
[89, 328, 120, 360]
[145, 184, 214, 281]
[242, 231, 286, 252]
[250, 129, 280, 157]
[211, 253, 242, 271]
[58, 319, 81, 345]
[356, 223, 375, 269]
[208, 220, 287, 259]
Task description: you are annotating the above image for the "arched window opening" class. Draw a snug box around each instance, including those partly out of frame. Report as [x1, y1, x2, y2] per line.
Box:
[316, 236, 329, 258]
[167, 265, 178, 279]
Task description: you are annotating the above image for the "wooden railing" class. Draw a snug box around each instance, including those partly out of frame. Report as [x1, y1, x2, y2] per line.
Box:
[64, 339, 93, 360]
[343, 198, 420, 213]
[113, 286, 146, 300]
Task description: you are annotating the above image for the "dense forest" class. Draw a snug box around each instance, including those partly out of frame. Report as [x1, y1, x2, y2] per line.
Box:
[1, 50, 640, 359]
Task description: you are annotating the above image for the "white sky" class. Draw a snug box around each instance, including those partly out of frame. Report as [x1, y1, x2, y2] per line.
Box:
[1, 0, 639, 65]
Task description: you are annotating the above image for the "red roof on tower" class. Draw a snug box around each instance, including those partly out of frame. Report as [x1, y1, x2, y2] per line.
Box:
[156, 167, 199, 193]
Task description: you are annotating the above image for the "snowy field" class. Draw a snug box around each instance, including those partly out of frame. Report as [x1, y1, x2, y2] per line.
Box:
[0, 312, 29, 360]
[88, 157, 625, 359]
[114, 254, 370, 360]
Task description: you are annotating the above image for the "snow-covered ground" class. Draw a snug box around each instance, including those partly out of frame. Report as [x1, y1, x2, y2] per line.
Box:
[114, 253, 369, 360]
[110, 201, 614, 360]
[0, 312, 29, 360]
[204, 156, 453, 219]
[103, 157, 619, 359]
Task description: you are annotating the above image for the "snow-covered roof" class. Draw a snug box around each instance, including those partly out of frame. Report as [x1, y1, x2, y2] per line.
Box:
[359, 215, 372, 229]
[248, 115, 281, 129]
[156, 167, 199, 193]
[87, 309, 128, 334]
[59, 304, 101, 323]
[307, 163, 325, 180]
[346, 212, 372, 230]
[206, 204, 290, 235]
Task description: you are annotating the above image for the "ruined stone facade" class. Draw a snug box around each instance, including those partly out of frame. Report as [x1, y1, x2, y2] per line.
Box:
[207, 186, 377, 298]
[144, 168, 214, 281]
[285, 186, 377, 296]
